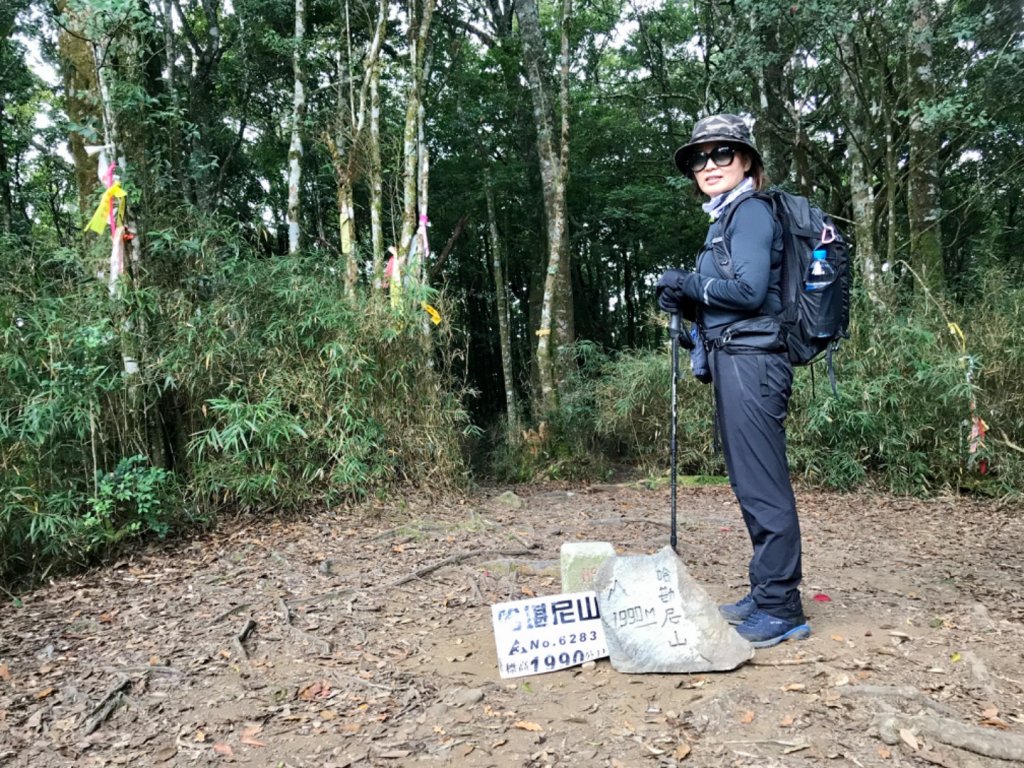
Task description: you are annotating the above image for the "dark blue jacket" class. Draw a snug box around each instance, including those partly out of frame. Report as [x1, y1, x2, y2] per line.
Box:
[687, 198, 784, 337]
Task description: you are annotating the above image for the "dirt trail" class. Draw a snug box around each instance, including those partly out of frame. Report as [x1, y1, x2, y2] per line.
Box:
[2, 482, 1024, 767]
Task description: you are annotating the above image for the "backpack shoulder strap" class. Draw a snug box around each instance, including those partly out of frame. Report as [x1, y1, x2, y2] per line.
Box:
[712, 191, 776, 280]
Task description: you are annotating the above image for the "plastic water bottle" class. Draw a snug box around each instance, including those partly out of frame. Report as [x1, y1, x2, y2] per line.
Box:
[804, 248, 835, 291]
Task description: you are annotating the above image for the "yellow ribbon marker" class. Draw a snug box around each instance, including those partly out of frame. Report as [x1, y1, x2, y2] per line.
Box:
[84, 182, 126, 234]
[421, 302, 442, 325]
[947, 322, 966, 353]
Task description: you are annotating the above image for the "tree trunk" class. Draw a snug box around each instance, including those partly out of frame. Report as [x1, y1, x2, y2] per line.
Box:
[287, 0, 306, 254]
[623, 242, 636, 348]
[515, 0, 573, 417]
[885, 103, 898, 266]
[55, 5, 100, 226]
[0, 98, 11, 234]
[750, 15, 790, 185]
[906, 0, 944, 293]
[486, 172, 518, 431]
[161, 0, 190, 204]
[91, 36, 152, 461]
[839, 29, 881, 303]
[369, 53, 384, 281]
[398, 0, 436, 280]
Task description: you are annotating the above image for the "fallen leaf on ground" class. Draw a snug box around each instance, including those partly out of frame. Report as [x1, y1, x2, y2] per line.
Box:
[153, 746, 177, 763]
[298, 680, 331, 700]
[780, 715, 795, 726]
[899, 728, 919, 751]
[0, 663, 10, 682]
[739, 710, 755, 724]
[781, 683, 806, 692]
[213, 743, 233, 757]
[878, 746, 892, 759]
[674, 743, 691, 760]
[831, 634, 844, 642]
[981, 706, 999, 718]
[34, 687, 56, 700]
[513, 720, 543, 732]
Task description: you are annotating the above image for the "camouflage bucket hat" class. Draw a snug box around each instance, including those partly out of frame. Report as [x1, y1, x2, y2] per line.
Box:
[673, 113, 763, 176]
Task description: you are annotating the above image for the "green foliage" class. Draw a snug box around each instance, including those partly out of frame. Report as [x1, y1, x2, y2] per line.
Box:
[515, 291, 1020, 497]
[83, 455, 175, 550]
[490, 334, 723, 482]
[0, 218, 473, 585]
[488, 342, 614, 483]
[591, 340, 720, 477]
[787, 308, 977, 494]
[168, 243, 471, 509]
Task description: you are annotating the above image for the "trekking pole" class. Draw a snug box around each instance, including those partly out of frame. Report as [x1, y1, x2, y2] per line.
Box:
[668, 313, 680, 553]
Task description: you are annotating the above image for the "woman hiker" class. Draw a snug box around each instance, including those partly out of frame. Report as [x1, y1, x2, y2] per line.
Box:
[655, 114, 811, 649]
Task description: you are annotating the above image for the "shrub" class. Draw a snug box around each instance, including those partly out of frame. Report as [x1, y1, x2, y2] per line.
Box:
[537, 293, 1018, 496]
[0, 221, 474, 585]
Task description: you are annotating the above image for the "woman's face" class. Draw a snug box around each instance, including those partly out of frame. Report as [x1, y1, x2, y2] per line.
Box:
[691, 142, 752, 197]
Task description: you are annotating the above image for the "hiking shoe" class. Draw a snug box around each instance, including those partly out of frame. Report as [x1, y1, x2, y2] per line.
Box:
[735, 610, 811, 648]
[719, 594, 756, 625]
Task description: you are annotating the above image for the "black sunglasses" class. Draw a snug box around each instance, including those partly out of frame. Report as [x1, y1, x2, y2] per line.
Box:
[688, 145, 737, 173]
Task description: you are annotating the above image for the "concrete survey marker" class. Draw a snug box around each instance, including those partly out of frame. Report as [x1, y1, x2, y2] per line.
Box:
[594, 546, 753, 673]
[560, 541, 616, 593]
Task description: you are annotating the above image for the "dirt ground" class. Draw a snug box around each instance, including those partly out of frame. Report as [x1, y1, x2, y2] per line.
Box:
[2, 480, 1024, 768]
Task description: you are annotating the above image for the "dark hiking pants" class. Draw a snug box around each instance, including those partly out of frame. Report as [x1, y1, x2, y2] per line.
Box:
[710, 347, 804, 621]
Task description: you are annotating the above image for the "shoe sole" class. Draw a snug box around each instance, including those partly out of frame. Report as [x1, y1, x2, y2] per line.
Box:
[747, 623, 812, 649]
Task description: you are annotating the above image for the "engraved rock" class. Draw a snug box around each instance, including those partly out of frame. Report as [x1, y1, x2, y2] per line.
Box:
[594, 546, 753, 673]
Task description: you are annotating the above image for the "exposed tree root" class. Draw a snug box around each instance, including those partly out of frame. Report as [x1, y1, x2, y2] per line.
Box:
[962, 650, 998, 696]
[82, 676, 131, 735]
[843, 684, 961, 719]
[209, 603, 251, 626]
[387, 548, 535, 587]
[232, 618, 257, 660]
[749, 655, 836, 667]
[874, 711, 1024, 763]
[591, 517, 671, 529]
[278, 597, 332, 656]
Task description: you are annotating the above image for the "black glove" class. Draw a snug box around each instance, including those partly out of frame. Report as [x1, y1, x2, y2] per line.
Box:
[656, 268, 697, 313]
